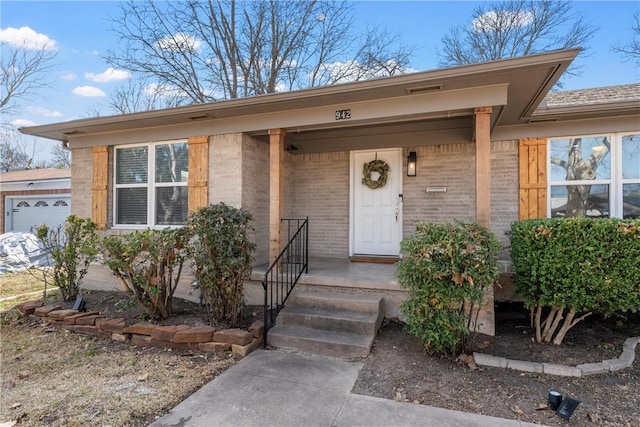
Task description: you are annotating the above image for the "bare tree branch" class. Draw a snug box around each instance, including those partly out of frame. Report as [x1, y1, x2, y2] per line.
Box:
[49, 143, 71, 169]
[0, 127, 47, 171]
[1, 39, 57, 116]
[103, 0, 413, 111]
[613, 11, 640, 64]
[437, 0, 596, 82]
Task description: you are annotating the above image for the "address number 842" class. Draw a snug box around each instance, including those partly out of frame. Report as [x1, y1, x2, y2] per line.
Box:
[335, 109, 351, 120]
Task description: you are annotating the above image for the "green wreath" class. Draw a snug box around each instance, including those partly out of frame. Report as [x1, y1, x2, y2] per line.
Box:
[361, 159, 390, 189]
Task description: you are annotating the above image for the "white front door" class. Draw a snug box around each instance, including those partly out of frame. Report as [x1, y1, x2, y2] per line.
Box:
[351, 149, 403, 256]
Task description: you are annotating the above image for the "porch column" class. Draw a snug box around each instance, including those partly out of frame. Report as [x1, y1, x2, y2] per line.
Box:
[269, 128, 286, 263]
[473, 106, 495, 337]
[474, 106, 492, 228]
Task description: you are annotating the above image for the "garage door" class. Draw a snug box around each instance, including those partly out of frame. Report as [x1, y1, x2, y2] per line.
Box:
[8, 196, 71, 233]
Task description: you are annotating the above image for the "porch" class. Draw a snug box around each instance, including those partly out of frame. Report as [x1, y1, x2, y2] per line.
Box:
[251, 257, 398, 291]
[245, 257, 404, 321]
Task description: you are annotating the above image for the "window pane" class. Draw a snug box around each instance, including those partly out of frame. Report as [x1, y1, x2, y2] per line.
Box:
[550, 136, 611, 181]
[550, 185, 609, 218]
[116, 188, 148, 224]
[116, 147, 148, 184]
[622, 134, 640, 179]
[623, 183, 640, 219]
[156, 187, 188, 225]
[156, 143, 188, 183]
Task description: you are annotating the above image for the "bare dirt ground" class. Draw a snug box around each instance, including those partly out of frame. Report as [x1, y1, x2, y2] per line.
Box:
[2, 289, 639, 427]
[0, 290, 258, 427]
[354, 302, 640, 427]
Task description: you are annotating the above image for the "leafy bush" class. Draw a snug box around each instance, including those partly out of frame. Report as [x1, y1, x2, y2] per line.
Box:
[398, 221, 501, 357]
[35, 215, 99, 301]
[186, 203, 255, 326]
[101, 228, 188, 320]
[510, 218, 640, 345]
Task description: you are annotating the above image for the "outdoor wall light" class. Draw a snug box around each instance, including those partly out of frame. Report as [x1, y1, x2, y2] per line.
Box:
[407, 151, 417, 176]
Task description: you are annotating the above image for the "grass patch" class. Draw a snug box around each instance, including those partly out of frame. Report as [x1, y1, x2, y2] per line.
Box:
[0, 270, 59, 312]
[0, 270, 49, 298]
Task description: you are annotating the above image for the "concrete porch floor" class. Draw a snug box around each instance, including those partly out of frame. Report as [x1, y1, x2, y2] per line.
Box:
[250, 257, 399, 291]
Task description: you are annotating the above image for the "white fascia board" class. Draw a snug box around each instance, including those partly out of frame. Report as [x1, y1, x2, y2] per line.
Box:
[68, 84, 509, 148]
[1, 180, 71, 191]
[493, 115, 640, 141]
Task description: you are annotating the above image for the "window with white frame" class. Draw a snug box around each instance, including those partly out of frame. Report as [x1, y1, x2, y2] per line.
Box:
[114, 140, 189, 227]
[549, 132, 640, 219]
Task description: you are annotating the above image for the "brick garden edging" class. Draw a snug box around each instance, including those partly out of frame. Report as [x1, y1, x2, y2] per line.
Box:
[17, 301, 264, 358]
[473, 336, 640, 377]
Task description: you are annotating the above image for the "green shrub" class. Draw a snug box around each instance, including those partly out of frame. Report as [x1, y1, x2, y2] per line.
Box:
[35, 215, 99, 301]
[186, 203, 255, 326]
[101, 228, 188, 320]
[398, 221, 501, 357]
[510, 218, 640, 345]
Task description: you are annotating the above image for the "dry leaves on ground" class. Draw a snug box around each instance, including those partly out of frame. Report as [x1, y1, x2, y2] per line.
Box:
[0, 323, 236, 427]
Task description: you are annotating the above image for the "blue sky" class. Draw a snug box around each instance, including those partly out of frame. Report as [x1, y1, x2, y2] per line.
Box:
[1, 1, 639, 159]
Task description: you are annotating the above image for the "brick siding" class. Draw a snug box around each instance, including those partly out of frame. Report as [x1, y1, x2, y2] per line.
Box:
[70, 147, 93, 220]
[241, 135, 270, 265]
[287, 151, 350, 258]
[402, 143, 476, 237]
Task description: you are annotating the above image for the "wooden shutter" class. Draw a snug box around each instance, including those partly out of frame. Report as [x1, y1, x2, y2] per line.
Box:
[92, 146, 108, 229]
[519, 138, 547, 219]
[188, 136, 209, 212]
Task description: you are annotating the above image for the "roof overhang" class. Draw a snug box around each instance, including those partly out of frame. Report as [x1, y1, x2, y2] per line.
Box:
[529, 100, 640, 123]
[20, 49, 580, 145]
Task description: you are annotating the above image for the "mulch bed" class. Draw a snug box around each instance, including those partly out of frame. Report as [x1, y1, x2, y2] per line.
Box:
[353, 302, 640, 427]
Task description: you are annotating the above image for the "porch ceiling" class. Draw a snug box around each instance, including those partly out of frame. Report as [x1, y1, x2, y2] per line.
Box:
[20, 49, 579, 146]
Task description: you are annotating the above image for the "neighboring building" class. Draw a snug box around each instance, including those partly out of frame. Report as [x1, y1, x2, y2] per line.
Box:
[20, 49, 640, 335]
[0, 168, 71, 234]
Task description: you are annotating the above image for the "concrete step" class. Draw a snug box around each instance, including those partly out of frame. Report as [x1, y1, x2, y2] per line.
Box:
[267, 289, 384, 358]
[267, 324, 374, 358]
[276, 305, 382, 335]
[288, 290, 383, 314]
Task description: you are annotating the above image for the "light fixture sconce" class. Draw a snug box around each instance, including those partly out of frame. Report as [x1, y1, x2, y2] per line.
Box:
[407, 151, 417, 176]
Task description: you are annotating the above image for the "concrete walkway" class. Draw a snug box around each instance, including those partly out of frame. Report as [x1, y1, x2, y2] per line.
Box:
[149, 349, 542, 427]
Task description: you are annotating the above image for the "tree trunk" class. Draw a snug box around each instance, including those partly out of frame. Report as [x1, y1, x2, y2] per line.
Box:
[552, 309, 592, 345]
[542, 306, 564, 343]
[539, 306, 559, 342]
[534, 305, 542, 343]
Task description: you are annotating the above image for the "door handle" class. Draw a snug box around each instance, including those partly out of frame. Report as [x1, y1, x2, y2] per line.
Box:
[394, 207, 399, 222]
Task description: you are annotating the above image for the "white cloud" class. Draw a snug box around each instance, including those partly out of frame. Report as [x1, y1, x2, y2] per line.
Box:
[156, 33, 202, 51]
[26, 106, 63, 118]
[0, 26, 58, 50]
[11, 118, 37, 127]
[72, 86, 107, 97]
[472, 10, 534, 31]
[85, 68, 131, 83]
[60, 72, 78, 81]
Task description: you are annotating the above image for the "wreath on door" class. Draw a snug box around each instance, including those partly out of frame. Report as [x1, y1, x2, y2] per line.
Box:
[361, 159, 390, 189]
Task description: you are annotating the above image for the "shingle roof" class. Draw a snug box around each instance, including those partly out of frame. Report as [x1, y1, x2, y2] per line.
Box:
[541, 83, 640, 108]
[0, 168, 71, 183]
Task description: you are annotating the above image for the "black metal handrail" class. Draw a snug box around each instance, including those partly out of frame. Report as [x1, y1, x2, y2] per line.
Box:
[262, 218, 309, 348]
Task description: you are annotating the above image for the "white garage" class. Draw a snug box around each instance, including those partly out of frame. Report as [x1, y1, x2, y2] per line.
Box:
[6, 195, 71, 233]
[0, 168, 71, 234]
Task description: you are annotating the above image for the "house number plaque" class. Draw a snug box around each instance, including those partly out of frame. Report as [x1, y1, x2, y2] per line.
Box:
[335, 109, 351, 120]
